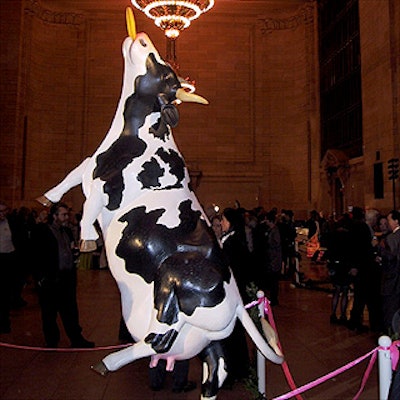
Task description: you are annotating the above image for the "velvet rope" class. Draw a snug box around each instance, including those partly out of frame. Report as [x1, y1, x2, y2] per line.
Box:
[390, 340, 400, 371]
[245, 296, 303, 399]
[244, 296, 393, 400]
[0, 342, 131, 352]
[262, 298, 304, 400]
[2, 297, 398, 399]
[272, 347, 379, 400]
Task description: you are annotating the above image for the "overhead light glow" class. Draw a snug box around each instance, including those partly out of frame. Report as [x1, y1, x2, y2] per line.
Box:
[131, 0, 214, 37]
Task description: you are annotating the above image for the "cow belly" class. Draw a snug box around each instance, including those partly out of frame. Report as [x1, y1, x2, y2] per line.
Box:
[183, 281, 240, 332]
[117, 279, 154, 340]
[159, 324, 212, 360]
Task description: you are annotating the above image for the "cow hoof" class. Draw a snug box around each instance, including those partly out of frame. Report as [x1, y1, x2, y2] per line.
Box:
[36, 195, 53, 207]
[80, 240, 97, 252]
[91, 361, 109, 376]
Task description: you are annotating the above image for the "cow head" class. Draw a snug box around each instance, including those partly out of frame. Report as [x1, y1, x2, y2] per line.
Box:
[122, 7, 208, 114]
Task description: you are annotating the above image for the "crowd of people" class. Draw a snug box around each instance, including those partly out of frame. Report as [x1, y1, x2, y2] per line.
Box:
[211, 206, 298, 307]
[322, 207, 400, 336]
[210, 205, 400, 339]
[1, 198, 400, 393]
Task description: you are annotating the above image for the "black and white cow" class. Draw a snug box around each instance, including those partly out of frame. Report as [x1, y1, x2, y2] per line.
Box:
[37, 9, 283, 399]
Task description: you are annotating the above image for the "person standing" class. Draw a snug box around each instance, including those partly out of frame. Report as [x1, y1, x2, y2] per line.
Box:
[378, 210, 400, 334]
[0, 201, 21, 333]
[220, 207, 250, 388]
[254, 211, 282, 306]
[277, 209, 297, 279]
[326, 214, 353, 324]
[31, 202, 94, 348]
[347, 207, 375, 332]
[305, 210, 320, 240]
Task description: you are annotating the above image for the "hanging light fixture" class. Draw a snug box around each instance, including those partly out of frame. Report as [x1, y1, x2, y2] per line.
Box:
[131, 0, 214, 38]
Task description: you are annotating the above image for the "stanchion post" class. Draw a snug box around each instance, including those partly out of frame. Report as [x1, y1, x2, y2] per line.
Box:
[257, 290, 266, 396]
[378, 335, 392, 400]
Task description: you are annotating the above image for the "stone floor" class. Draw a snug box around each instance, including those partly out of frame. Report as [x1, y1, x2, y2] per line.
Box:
[0, 251, 382, 400]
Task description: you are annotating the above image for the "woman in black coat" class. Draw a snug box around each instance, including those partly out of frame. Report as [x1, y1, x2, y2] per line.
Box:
[220, 207, 250, 388]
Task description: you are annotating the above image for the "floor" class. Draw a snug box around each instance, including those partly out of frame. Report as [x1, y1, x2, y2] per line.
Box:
[0, 249, 382, 400]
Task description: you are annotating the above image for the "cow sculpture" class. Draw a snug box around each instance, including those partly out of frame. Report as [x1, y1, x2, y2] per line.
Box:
[36, 9, 284, 399]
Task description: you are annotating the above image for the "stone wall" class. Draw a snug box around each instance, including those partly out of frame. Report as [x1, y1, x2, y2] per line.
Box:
[0, 0, 398, 219]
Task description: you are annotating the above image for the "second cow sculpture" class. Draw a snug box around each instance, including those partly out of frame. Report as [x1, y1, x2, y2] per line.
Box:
[37, 8, 284, 400]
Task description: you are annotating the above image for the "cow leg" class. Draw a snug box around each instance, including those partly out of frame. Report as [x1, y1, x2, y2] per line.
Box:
[37, 158, 91, 205]
[79, 180, 108, 251]
[92, 340, 156, 375]
[199, 341, 227, 400]
[144, 263, 187, 353]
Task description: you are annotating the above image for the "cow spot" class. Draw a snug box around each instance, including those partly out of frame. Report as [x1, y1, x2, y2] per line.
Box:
[116, 199, 230, 286]
[137, 157, 165, 189]
[116, 200, 231, 335]
[154, 253, 227, 325]
[94, 134, 147, 210]
[155, 148, 185, 189]
[93, 52, 181, 209]
[149, 116, 170, 141]
[145, 329, 178, 353]
[137, 147, 185, 190]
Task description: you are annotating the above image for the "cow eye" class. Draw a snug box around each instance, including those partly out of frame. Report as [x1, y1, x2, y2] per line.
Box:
[139, 39, 147, 47]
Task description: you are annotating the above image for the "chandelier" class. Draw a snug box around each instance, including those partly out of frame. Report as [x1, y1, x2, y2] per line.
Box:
[131, 0, 214, 38]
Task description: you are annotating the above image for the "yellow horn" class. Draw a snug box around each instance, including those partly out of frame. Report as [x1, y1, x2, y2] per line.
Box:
[126, 7, 137, 39]
[176, 88, 209, 105]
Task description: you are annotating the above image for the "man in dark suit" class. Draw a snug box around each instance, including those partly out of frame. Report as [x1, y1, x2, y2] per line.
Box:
[0, 200, 31, 333]
[346, 207, 375, 332]
[31, 202, 94, 348]
[0, 201, 18, 333]
[379, 210, 400, 334]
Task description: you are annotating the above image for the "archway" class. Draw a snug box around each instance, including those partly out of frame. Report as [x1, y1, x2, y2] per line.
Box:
[321, 149, 350, 217]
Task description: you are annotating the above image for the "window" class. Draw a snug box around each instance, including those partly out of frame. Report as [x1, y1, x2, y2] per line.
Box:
[319, 0, 362, 159]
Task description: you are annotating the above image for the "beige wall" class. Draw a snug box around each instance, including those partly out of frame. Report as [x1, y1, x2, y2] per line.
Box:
[358, 0, 400, 212]
[0, 0, 398, 220]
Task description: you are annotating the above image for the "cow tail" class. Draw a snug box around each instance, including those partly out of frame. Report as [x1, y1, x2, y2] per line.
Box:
[236, 305, 284, 364]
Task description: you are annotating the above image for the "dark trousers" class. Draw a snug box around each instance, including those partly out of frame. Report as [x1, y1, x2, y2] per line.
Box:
[266, 270, 280, 305]
[389, 363, 400, 400]
[149, 359, 189, 391]
[222, 320, 250, 384]
[0, 252, 17, 331]
[382, 293, 400, 334]
[37, 270, 82, 346]
[350, 270, 383, 330]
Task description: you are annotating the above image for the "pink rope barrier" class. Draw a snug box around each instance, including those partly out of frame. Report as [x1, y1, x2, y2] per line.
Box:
[2, 297, 399, 399]
[244, 296, 399, 400]
[0, 341, 131, 352]
[273, 347, 379, 400]
[245, 297, 303, 400]
[390, 340, 400, 370]
[263, 298, 304, 400]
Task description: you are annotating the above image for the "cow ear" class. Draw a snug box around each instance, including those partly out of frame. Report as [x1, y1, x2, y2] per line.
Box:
[161, 104, 179, 128]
